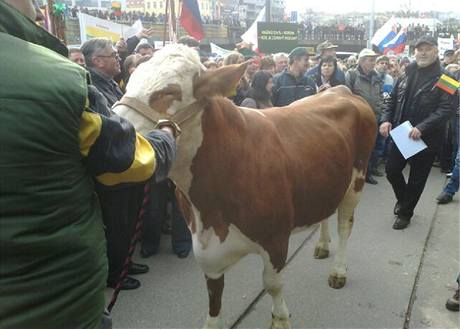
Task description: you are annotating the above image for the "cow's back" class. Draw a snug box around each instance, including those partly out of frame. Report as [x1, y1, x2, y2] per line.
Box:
[187, 87, 375, 247]
[261, 87, 376, 227]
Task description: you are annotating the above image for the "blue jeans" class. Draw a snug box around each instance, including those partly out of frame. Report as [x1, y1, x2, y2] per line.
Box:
[443, 149, 460, 196]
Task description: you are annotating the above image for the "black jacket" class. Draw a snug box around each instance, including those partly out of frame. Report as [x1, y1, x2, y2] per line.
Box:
[88, 67, 124, 107]
[381, 60, 458, 150]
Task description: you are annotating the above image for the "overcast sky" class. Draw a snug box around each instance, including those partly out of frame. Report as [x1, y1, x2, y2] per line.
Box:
[285, 0, 460, 15]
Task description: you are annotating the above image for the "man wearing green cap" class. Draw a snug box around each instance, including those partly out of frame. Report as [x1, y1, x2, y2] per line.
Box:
[272, 47, 316, 107]
[306, 40, 346, 85]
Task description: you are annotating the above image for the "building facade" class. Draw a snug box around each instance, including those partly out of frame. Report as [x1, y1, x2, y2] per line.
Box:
[134, 0, 214, 18]
[222, 0, 286, 25]
[126, 0, 145, 12]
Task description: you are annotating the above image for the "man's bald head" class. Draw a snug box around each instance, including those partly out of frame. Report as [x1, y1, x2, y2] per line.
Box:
[3, 0, 36, 21]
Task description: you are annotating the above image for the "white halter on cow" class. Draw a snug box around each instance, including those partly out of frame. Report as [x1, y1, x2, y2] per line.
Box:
[113, 44, 377, 329]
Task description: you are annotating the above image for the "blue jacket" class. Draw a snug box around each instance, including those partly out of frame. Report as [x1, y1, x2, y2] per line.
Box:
[272, 69, 317, 107]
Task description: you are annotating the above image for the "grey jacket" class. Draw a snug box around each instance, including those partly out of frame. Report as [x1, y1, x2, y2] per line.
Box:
[346, 67, 383, 119]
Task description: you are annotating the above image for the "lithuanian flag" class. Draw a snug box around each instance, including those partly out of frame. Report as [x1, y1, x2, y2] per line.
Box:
[111, 1, 121, 17]
[435, 74, 460, 95]
[111, 1, 121, 10]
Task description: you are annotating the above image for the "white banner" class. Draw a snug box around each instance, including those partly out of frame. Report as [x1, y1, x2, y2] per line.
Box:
[78, 13, 143, 44]
[210, 42, 232, 57]
[437, 37, 454, 58]
[153, 41, 173, 50]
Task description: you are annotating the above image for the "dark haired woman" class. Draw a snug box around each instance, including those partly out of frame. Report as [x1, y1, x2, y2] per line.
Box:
[240, 70, 273, 109]
[308, 55, 341, 92]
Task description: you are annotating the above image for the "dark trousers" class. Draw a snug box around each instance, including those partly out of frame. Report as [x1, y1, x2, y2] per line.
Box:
[98, 185, 144, 284]
[367, 129, 386, 176]
[141, 179, 192, 255]
[385, 142, 436, 219]
[439, 120, 455, 172]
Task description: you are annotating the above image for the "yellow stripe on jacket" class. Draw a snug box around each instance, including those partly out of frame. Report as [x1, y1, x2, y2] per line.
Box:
[79, 109, 157, 186]
[79, 110, 102, 157]
[96, 134, 156, 186]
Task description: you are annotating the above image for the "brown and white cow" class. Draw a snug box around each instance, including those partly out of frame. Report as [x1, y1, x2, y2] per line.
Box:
[113, 44, 376, 329]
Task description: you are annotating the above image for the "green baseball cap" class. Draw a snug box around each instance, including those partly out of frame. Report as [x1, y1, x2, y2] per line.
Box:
[288, 47, 309, 59]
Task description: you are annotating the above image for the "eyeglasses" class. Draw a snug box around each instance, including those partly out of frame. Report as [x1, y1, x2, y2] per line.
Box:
[96, 51, 119, 59]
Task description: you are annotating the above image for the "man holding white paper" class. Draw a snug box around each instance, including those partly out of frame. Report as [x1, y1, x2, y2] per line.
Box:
[380, 36, 458, 230]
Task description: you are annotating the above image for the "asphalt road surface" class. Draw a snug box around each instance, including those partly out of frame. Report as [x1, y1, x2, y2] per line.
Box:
[107, 168, 459, 329]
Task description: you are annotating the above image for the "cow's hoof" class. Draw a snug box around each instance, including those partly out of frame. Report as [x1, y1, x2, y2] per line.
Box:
[270, 315, 291, 329]
[328, 274, 346, 289]
[313, 246, 329, 259]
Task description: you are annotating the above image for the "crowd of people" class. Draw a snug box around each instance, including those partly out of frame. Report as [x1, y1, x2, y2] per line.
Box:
[1, 0, 459, 328]
[67, 6, 459, 43]
[299, 22, 368, 41]
[299, 21, 459, 42]
[69, 6, 226, 26]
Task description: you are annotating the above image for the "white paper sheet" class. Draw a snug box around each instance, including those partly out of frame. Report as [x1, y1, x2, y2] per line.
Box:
[389, 121, 427, 159]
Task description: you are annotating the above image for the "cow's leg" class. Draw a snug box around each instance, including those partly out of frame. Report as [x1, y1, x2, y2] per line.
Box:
[328, 169, 363, 289]
[313, 219, 330, 259]
[261, 246, 291, 329]
[203, 274, 224, 329]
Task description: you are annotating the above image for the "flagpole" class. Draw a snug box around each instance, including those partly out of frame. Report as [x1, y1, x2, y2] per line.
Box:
[47, 0, 56, 36]
[176, 0, 182, 41]
[265, 0, 271, 23]
[170, 0, 177, 42]
[163, 0, 170, 47]
[368, 0, 375, 49]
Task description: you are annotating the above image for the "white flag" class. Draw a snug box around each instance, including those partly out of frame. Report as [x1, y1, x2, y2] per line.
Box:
[241, 7, 265, 51]
[210, 42, 232, 57]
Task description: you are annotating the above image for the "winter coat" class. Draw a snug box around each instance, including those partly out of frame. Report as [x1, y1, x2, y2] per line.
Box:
[346, 66, 383, 119]
[272, 69, 316, 107]
[381, 60, 458, 150]
[0, 2, 170, 328]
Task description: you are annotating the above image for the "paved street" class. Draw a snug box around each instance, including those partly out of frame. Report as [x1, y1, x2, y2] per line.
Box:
[107, 168, 459, 329]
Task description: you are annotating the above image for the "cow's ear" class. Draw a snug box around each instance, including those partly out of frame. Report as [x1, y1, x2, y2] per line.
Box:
[193, 61, 249, 100]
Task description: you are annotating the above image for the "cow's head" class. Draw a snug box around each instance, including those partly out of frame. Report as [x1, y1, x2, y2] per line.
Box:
[125, 44, 248, 116]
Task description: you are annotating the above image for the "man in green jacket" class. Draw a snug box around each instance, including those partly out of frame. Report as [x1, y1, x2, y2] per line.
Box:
[0, 1, 179, 328]
[346, 48, 383, 185]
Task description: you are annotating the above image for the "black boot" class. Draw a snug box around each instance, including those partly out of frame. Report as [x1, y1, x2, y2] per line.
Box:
[107, 276, 141, 290]
[446, 289, 459, 312]
[365, 175, 378, 185]
[392, 216, 410, 230]
[437, 192, 453, 204]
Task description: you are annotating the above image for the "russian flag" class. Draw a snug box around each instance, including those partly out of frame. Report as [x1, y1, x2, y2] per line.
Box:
[382, 28, 407, 54]
[179, 0, 205, 41]
[371, 17, 398, 53]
